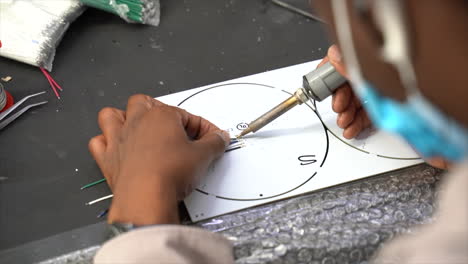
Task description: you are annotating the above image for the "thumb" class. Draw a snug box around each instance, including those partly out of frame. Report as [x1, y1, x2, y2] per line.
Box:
[328, 45, 349, 79]
[89, 135, 107, 166]
[194, 130, 230, 159]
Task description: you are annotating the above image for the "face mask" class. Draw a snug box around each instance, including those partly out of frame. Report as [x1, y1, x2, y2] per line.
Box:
[359, 81, 468, 161]
[331, 0, 468, 161]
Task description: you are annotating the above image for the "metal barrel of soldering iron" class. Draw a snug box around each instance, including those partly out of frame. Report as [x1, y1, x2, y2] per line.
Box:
[236, 62, 348, 138]
[302, 61, 347, 102]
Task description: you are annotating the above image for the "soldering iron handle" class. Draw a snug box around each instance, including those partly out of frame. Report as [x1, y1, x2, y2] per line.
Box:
[302, 61, 347, 102]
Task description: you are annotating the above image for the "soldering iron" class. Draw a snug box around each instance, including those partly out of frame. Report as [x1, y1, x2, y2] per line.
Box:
[237, 62, 346, 138]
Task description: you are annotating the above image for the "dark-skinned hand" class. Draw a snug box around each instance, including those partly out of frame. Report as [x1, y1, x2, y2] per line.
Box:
[88, 94, 229, 226]
[317, 45, 372, 139]
[317, 45, 450, 169]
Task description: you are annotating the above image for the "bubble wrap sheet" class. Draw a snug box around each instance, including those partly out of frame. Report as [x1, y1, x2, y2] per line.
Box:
[37, 164, 442, 264]
[196, 164, 442, 264]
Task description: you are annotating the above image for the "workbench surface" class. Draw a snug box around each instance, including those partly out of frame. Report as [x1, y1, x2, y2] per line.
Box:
[0, 0, 328, 259]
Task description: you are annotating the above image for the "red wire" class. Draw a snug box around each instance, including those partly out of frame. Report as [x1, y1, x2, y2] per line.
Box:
[43, 70, 63, 91]
[40, 68, 63, 91]
[40, 68, 60, 99]
[49, 77, 63, 91]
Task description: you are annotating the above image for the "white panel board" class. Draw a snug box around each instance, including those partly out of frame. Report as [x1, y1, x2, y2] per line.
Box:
[157, 60, 422, 221]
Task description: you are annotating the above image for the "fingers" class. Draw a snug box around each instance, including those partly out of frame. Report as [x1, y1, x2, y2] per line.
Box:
[188, 115, 220, 139]
[316, 56, 330, 69]
[353, 94, 363, 108]
[174, 107, 224, 140]
[321, 45, 352, 114]
[343, 109, 372, 139]
[194, 131, 230, 160]
[171, 106, 229, 158]
[98, 108, 126, 143]
[327, 45, 349, 78]
[337, 100, 357, 128]
[89, 134, 106, 166]
[126, 94, 163, 122]
[180, 110, 205, 139]
[332, 85, 353, 113]
[324, 45, 372, 139]
[89, 134, 114, 187]
[425, 157, 451, 170]
[126, 96, 225, 143]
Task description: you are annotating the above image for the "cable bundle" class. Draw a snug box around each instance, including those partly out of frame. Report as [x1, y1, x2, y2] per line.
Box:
[80, 0, 160, 26]
[0, 0, 85, 70]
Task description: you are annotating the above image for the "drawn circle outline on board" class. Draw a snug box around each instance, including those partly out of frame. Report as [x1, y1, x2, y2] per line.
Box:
[178, 82, 329, 201]
[313, 100, 420, 160]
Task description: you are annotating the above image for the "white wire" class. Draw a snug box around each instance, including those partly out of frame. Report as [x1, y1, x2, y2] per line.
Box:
[86, 194, 114, 205]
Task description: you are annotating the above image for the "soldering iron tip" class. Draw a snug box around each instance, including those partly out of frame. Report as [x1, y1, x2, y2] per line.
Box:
[236, 128, 251, 138]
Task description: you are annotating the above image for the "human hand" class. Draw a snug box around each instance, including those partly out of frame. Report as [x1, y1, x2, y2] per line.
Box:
[88, 95, 230, 225]
[317, 45, 372, 139]
[318, 46, 450, 169]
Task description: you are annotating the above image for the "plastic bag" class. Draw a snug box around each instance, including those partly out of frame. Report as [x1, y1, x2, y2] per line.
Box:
[0, 0, 85, 71]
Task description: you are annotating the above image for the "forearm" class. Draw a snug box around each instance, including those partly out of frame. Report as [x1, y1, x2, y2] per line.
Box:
[108, 171, 179, 226]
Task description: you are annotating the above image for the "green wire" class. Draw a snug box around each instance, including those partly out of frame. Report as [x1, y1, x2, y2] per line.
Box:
[80, 178, 106, 190]
[80, 0, 144, 23]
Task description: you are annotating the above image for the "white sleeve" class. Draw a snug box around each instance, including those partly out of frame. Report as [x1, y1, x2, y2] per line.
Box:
[94, 225, 234, 264]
